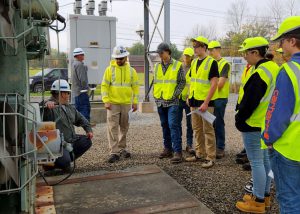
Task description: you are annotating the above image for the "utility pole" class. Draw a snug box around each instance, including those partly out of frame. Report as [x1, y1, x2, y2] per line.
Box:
[144, 0, 150, 102]
[164, 0, 170, 44]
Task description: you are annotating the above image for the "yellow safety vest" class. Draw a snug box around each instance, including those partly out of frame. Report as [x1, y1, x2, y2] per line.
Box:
[217, 58, 231, 99]
[101, 60, 139, 104]
[263, 62, 300, 161]
[180, 68, 191, 101]
[244, 61, 279, 128]
[153, 59, 182, 100]
[189, 56, 218, 101]
[238, 65, 254, 105]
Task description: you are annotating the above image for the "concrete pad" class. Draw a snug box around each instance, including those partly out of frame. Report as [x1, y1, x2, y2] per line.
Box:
[46, 165, 212, 214]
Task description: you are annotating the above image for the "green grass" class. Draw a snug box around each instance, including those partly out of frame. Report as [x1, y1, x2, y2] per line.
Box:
[29, 68, 41, 77]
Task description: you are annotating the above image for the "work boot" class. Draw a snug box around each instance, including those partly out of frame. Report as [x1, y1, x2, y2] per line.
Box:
[170, 152, 183, 164]
[236, 194, 265, 213]
[186, 145, 195, 155]
[185, 155, 204, 162]
[120, 150, 131, 158]
[236, 155, 249, 164]
[243, 194, 271, 208]
[159, 148, 173, 159]
[242, 162, 251, 171]
[107, 154, 120, 163]
[201, 160, 214, 169]
[216, 149, 225, 159]
[236, 148, 247, 158]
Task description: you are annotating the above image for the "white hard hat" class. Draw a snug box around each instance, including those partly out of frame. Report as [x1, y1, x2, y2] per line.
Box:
[73, 47, 85, 57]
[111, 46, 130, 58]
[51, 80, 71, 92]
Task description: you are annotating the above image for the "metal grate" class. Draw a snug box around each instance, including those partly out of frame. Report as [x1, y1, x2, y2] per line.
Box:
[0, 93, 38, 194]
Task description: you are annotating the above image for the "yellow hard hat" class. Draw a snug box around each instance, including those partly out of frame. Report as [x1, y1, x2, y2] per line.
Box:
[238, 37, 269, 52]
[208, 41, 221, 49]
[239, 38, 250, 48]
[183, 47, 194, 57]
[271, 16, 300, 41]
[191, 36, 209, 45]
[276, 48, 283, 53]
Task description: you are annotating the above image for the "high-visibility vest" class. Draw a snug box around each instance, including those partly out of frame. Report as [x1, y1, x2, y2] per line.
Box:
[238, 65, 254, 105]
[180, 68, 191, 101]
[189, 56, 218, 101]
[101, 60, 139, 104]
[264, 62, 300, 161]
[243, 61, 279, 128]
[217, 58, 231, 99]
[153, 59, 182, 100]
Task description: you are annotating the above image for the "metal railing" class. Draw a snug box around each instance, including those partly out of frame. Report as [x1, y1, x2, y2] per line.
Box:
[0, 93, 38, 194]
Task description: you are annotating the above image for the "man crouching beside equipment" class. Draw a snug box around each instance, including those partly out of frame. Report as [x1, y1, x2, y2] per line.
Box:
[42, 80, 93, 172]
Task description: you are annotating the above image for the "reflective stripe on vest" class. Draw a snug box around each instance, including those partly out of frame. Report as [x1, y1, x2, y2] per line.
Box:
[153, 59, 182, 100]
[272, 61, 300, 161]
[245, 61, 279, 128]
[259, 66, 274, 102]
[110, 66, 134, 87]
[189, 56, 218, 101]
[217, 58, 231, 99]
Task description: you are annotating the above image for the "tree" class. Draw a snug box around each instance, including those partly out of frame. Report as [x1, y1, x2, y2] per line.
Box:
[268, 0, 284, 30]
[170, 43, 182, 60]
[127, 42, 144, 55]
[227, 0, 248, 33]
[220, 19, 276, 56]
[286, 0, 299, 16]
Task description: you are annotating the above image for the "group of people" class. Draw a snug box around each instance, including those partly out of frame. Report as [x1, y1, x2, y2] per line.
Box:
[41, 16, 300, 213]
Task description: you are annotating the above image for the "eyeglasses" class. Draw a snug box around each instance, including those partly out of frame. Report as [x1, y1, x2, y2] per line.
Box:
[116, 57, 125, 61]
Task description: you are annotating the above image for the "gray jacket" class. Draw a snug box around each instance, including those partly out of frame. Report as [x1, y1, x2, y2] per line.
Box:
[42, 97, 92, 143]
[71, 59, 89, 97]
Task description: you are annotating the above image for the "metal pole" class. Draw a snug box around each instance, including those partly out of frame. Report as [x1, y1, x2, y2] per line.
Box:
[144, 0, 150, 102]
[164, 0, 170, 44]
[56, 20, 60, 56]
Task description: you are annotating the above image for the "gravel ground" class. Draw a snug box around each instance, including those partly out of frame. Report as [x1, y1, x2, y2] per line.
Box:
[71, 94, 278, 214]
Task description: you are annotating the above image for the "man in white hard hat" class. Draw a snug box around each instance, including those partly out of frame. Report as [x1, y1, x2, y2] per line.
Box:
[43, 79, 93, 172]
[101, 46, 139, 163]
[71, 47, 91, 121]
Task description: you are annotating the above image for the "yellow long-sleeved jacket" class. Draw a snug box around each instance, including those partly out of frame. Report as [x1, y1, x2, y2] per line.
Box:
[101, 60, 139, 104]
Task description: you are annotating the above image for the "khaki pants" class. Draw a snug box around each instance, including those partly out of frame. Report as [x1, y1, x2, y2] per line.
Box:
[191, 107, 216, 161]
[107, 104, 131, 155]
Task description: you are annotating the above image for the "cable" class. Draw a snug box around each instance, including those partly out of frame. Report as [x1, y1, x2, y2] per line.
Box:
[38, 152, 76, 186]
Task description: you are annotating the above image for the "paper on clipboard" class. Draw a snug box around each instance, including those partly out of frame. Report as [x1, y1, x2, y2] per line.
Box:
[187, 109, 216, 124]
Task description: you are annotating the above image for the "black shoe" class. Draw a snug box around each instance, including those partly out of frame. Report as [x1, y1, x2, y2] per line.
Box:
[236, 149, 247, 158]
[244, 182, 253, 193]
[107, 154, 120, 163]
[120, 150, 131, 158]
[242, 162, 251, 171]
[235, 156, 249, 164]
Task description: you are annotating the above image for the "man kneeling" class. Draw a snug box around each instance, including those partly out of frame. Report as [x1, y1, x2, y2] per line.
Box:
[42, 80, 93, 172]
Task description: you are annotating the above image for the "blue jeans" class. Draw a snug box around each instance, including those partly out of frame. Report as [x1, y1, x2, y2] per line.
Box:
[178, 100, 193, 147]
[55, 135, 92, 169]
[157, 105, 182, 153]
[214, 98, 227, 150]
[75, 92, 91, 121]
[242, 132, 272, 199]
[269, 149, 300, 214]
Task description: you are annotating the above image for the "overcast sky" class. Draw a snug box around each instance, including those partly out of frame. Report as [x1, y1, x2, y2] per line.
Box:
[52, 0, 299, 53]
